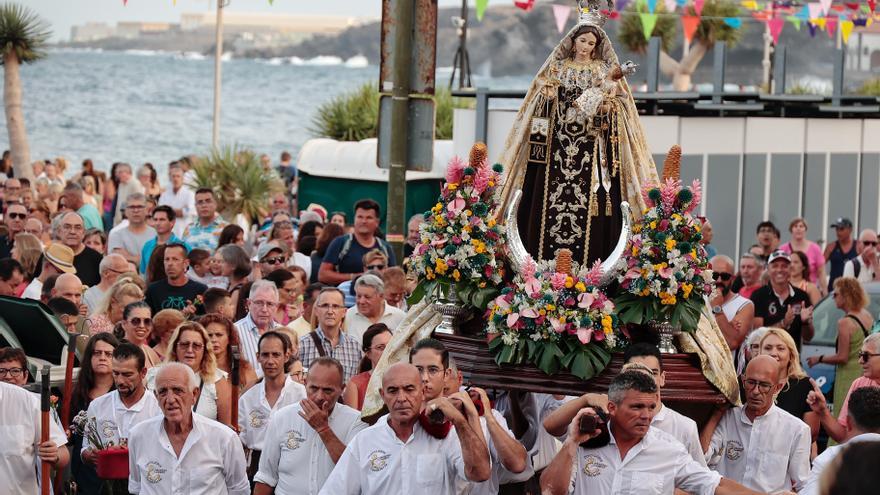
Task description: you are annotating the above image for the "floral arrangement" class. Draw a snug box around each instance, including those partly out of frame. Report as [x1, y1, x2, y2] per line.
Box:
[410, 142, 506, 309]
[614, 177, 713, 332]
[487, 249, 623, 380]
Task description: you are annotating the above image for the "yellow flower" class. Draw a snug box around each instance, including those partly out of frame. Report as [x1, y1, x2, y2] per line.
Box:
[564, 276, 574, 289]
[602, 315, 613, 334]
[471, 239, 486, 254]
[487, 218, 497, 228]
[432, 202, 442, 214]
[575, 282, 586, 292]
[631, 246, 639, 257]
[632, 224, 642, 234]
[435, 259, 449, 275]
[479, 282, 486, 288]
[650, 221, 657, 229]
[545, 304, 556, 311]
[665, 238, 676, 252]
[639, 288, 651, 297]
[452, 269, 461, 281]
[447, 183, 458, 191]
[426, 267, 435, 280]
[682, 283, 693, 299]
[463, 209, 472, 218]
[659, 292, 677, 305]
[462, 225, 472, 233]
[488, 180, 495, 187]
[671, 213, 682, 222]
[539, 309, 547, 316]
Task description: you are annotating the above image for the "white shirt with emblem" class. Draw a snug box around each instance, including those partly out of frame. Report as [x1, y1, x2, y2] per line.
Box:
[128, 413, 249, 495]
[237, 377, 307, 451]
[82, 389, 162, 455]
[458, 409, 533, 495]
[254, 401, 367, 494]
[706, 405, 811, 493]
[570, 426, 721, 495]
[319, 414, 476, 495]
[800, 432, 880, 495]
[651, 403, 706, 466]
[0, 382, 67, 495]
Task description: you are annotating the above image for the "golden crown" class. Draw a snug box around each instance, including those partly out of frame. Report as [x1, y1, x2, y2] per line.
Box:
[577, 0, 613, 27]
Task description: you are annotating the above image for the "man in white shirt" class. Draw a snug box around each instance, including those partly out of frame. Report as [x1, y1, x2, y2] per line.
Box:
[801, 386, 880, 495]
[704, 355, 810, 493]
[108, 193, 157, 266]
[128, 362, 249, 495]
[540, 370, 767, 495]
[343, 273, 406, 344]
[157, 163, 196, 238]
[842, 229, 879, 283]
[254, 357, 367, 495]
[0, 380, 70, 495]
[82, 343, 162, 465]
[83, 253, 129, 313]
[22, 242, 77, 300]
[238, 331, 306, 477]
[235, 280, 280, 378]
[710, 255, 755, 351]
[319, 362, 491, 494]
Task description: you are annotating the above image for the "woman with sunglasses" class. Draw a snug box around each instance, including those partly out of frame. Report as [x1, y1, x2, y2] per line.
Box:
[342, 323, 392, 410]
[789, 251, 821, 305]
[121, 301, 161, 369]
[808, 333, 880, 444]
[806, 277, 873, 426]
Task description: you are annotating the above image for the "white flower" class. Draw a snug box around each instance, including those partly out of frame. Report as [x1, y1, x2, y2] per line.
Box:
[502, 333, 519, 346]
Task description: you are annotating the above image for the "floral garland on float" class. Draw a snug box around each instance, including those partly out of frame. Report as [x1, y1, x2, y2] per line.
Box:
[487, 248, 624, 380]
[409, 143, 507, 316]
[613, 146, 713, 348]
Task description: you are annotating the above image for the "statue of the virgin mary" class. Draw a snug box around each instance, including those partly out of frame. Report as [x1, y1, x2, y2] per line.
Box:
[499, 0, 659, 268]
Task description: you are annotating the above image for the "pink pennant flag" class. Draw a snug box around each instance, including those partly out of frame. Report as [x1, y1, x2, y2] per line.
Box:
[665, 0, 677, 12]
[768, 18, 784, 44]
[694, 0, 705, 16]
[826, 16, 837, 37]
[552, 4, 572, 33]
[807, 2, 822, 19]
[681, 15, 700, 44]
[819, 0, 832, 15]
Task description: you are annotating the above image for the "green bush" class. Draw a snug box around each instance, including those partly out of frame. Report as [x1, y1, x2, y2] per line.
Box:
[857, 79, 880, 96]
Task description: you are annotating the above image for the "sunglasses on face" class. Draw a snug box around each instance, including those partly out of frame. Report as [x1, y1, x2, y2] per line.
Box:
[262, 256, 286, 265]
[858, 351, 880, 361]
[862, 241, 878, 247]
[7, 212, 26, 220]
[128, 318, 152, 327]
[712, 272, 733, 281]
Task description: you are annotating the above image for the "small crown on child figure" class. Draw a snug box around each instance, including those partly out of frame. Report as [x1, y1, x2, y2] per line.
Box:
[577, 0, 613, 27]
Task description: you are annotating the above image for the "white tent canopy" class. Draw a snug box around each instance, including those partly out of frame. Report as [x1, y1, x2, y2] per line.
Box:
[296, 138, 453, 181]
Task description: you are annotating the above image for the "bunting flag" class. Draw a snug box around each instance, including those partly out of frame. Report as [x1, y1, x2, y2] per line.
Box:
[830, 5, 846, 12]
[768, 17, 784, 43]
[515, 0, 536, 11]
[840, 19, 854, 43]
[664, 0, 677, 13]
[648, 0, 658, 13]
[741, 0, 758, 10]
[694, 0, 705, 16]
[808, 3, 822, 19]
[602, 9, 622, 19]
[796, 6, 810, 20]
[723, 17, 742, 28]
[811, 17, 827, 29]
[786, 16, 802, 30]
[809, 23, 817, 36]
[676, 0, 687, 6]
[844, 2, 860, 9]
[819, 0, 832, 15]
[681, 15, 700, 44]
[640, 13, 659, 39]
[854, 17, 869, 26]
[552, 4, 572, 33]
[870, 0, 877, 13]
[123, 0, 128, 5]
[476, 0, 489, 20]
[826, 16, 837, 37]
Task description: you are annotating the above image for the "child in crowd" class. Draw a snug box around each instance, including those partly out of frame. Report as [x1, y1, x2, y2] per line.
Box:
[187, 248, 227, 289]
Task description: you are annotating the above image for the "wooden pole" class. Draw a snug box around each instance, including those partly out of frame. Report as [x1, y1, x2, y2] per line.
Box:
[230, 345, 240, 431]
[40, 365, 51, 495]
[60, 333, 77, 429]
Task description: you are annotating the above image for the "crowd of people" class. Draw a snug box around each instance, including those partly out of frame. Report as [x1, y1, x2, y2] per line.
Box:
[1, 153, 880, 495]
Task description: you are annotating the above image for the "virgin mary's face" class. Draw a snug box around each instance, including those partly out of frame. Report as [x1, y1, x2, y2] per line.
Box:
[573, 32, 597, 60]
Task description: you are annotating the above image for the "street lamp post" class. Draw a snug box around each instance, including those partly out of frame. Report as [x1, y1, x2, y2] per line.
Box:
[212, 0, 228, 149]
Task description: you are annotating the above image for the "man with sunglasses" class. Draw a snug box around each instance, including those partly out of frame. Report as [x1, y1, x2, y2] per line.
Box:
[750, 250, 814, 351]
[703, 355, 810, 493]
[256, 240, 288, 279]
[710, 255, 755, 352]
[842, 229, 880, 284]
[0, 202, 27, 259]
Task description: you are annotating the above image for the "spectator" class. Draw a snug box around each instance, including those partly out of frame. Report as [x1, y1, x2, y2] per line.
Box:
[2, 177, 22, 205]
[734, 253, 765, 299]
[801, 387, 880, 495]
[185, 248, 215, 286]
[290, 282, 324, 338]
[12, 232, 42, 286]
[121, 301, 161, 368]
[62, 182, 103, 231]
[709, 255, 754, 352]
[237, 331, 306, 478]
[750, 250, 814, 350]
[52, 272, 87, 316]
[137, 163, 163, 201]
[780, 218, 825, 286]
[217, 223, 245, 249]
[404, 213, 425, 259]
[328, 211, 347, 229]
[139, 205, 188, 274]
[157, 162, 195, 238]
[148, 322, 232, 427]
[144, 243, 207, 314]
[111, 163, 145, 226]
[21, 242, 76, 300]
[143, 244, 167, 284]
[338, 249, 388, 307]
[183, 188, 228, 251]
[201, 287, 235, 319]
[311, 222, 344, 283]
[700, 218, 717, 259]
[130, 362, 248, 494]
[56, 211, 102, 286]
[342, 323, 392, 410]
[201, 312, 258, 390]
[234, 280, 281, 378]
[825, 217, 858, 292]
[343, 273, 406, 344]
[806, 277, 873, 414]
[263, 268, 302, 325]
[83, 228, 106, 255]
[0, 347, 30, 386]
[254, 240, 288, 281]
[382, 266, 407, 310]
[842, 229, 879, 284]
[298, 220, 322, 244]
[151, 308, 185, 359]
[755, 221, 781, 259]
[108, 193, 156, 266]
[0, 257, 24, 296]
[0, 202, 27, 258]
[319, 199, 396, 285]
[268, 214, 311, 275]
[83, 253, 128, 313]
[790, 250, 822, 305]
[275, 150, 297, 194]
[89, 277, 144, 334]
[217, 244, 251, 310]
[78, 175, 100, 209]
[299, 288, 362, 382]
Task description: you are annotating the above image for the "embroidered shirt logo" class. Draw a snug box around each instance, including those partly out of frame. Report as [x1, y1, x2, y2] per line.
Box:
[582, 454, 607, 477]
[249, 410, 266, 429]
[285, 430, 306, 450]
[100, 419, 117, 440]
[368, 450, 391, 472]
[145, 462, 166, 483]
[725, 440, 744, 461]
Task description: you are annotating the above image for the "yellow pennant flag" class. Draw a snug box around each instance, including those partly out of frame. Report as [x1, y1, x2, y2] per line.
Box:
[811, 17, 827, 29]
[840, 20, 854, 43]
[741, 0, 758, 9]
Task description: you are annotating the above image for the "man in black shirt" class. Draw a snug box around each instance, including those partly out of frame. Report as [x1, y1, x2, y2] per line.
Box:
[144, 243, 206, 313]
[750, 250, 814, 350]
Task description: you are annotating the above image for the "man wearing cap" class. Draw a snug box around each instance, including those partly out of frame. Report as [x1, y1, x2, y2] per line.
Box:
[22, 243, 77, 300]
[843, 229, 880, 284]
[750, 250, 814, 350]
[825, 217, 858, 292]
[256, 241, 288, 280]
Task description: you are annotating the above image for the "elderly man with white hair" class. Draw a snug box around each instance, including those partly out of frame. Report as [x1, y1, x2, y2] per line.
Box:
[83, 253, 129, 313]
[235, 280, 280, 378]
[342, 273, 405, 344]
[128, 362, 248, 495]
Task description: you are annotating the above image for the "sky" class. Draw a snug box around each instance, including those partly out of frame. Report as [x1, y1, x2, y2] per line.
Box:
[28, 0, 512, 42]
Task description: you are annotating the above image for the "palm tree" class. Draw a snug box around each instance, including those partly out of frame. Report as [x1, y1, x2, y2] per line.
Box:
[0, 3, 50, 183]
[619, 0, 741, 91]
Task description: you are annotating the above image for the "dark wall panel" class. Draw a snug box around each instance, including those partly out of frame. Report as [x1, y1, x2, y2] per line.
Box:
[706, 155, 741, 258]
[859, 153, 880, 232]
[740, 154, 767, 255]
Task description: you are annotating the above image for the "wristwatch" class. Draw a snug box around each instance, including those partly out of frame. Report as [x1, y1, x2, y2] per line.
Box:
[712, 306, 723, 315]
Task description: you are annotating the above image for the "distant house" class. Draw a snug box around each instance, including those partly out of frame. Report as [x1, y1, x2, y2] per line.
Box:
[849, 23, 880, 72]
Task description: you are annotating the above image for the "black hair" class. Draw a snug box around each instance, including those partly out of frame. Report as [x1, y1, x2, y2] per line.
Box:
[264, 268, 295, 288]
[359, 323, 392, 373]
[41, 274, 59, 300]
[298, 220, 322, 240]
[608, 369, 659, 404]
[195, 187, 215, 197]
[151, 204, 175, 222]
[756, 221, 780, 238]
[122, 300, 151, 321]
[409, 338, 449, 369]
[258, 330, 292, 355]
[353, 198, 381, 218]
[47, 297, 79, 317]
[217, 224, 244, 248]
[202, 288, 231, 313]
[72, 333, 119, 412]
[113, 341, 146, 370]
[847, 386, 880, 433]
[310, 356, 345, 386]
[304, 283, 326, 303]
[0, 258, 23, 282]
[164, 242, 188, 258]
[622, 342, 663, 372]
[823, 442, 880, 494]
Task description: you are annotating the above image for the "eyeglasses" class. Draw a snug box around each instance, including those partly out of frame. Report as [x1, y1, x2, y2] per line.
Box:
[126, 204, 145, 210]
[7, 212, 26, 220]
[176, 341, 204, 351]
[128, 317, 152, 327]
[862, 241, 878, 247]
[365, 264, 386, 271]
[712, 272, 733, 281]
[0, 367, 25, 378]
[415, 365, 444, 377]
[62, 223, 85, 231]
[262, 256, 286, 265]
[316, 303, 345, 311]
[250, 300, 277, 309]
[742, 378, 774, 393]
[858, 351, 880, 361]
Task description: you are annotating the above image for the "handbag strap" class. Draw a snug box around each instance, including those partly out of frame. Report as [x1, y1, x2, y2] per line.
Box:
[309, 331, 327, 357]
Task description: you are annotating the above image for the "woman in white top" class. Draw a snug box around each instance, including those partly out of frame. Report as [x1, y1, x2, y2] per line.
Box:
[147, 321, 232, 428]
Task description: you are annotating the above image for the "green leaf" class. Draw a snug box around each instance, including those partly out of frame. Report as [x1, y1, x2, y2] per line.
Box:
[570, 351, 594, 380]
[472, 287, 499, 310]
[495, 342, 517, 365]
[408, 281, 427, 306]
[680, 301, 702, 332]
[457, 284, 475, 306]
[526, 339, 539, 361]
[537, 342, 563, 375]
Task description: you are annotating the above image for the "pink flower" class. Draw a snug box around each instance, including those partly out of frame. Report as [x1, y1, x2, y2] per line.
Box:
[506, 312, 520, 328]
[550, 318, 566, 333]
[659, 266, 674, 279]
[522, 257, 537, 280]
[661, 178, 680, 215]
[564, 297, 576, 307]
[593, 329, 606, 342]
[578, 292, 595, 308]
[686, 179, 703, 214]
[521, 308, 540, 319]
[584, 260, 604, 286]
[658, 219, 669, 232]
[576, 327, 593, 344]
[550, 273, 567, 291]
[624, 267, 642, 280]
[452, 235, 462, 245]
[448, 197, 466, 216]
[525, 278, 542, 298]
[474, 166, 493, 194]
[493, 295, 510, 310]
[446, 156, 465, 184]
[415, 244, 428, 256]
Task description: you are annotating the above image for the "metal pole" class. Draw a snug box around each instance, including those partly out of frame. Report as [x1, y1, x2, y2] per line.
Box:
[458, 0, 470, 89]
[212, 0, 226, 149]
[387, 0, 415, 261]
